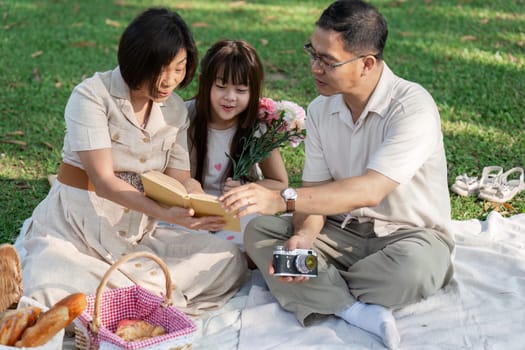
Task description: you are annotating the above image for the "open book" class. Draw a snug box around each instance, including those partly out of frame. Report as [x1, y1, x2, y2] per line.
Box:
[141, 171, 241, 232]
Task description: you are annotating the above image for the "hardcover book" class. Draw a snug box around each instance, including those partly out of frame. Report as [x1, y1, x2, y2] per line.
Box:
[141, 171, 241, 232]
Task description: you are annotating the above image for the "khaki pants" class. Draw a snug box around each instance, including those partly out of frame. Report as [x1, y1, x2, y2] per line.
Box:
[244, 215, 454, 326]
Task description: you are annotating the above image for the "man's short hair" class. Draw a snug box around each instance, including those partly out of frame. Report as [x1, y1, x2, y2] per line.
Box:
[316, 0, 388, 59]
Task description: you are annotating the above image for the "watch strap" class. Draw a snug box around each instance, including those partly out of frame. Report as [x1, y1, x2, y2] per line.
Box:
[286, 198, 295, 213]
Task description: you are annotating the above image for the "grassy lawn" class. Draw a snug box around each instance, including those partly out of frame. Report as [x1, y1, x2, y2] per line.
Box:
[0, 0, 524, 243]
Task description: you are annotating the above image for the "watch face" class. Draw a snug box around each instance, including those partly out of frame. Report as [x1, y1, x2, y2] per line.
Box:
[282, 188, 298, 200]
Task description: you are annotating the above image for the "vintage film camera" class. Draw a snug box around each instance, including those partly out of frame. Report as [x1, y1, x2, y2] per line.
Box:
[272, 245, 318, 277]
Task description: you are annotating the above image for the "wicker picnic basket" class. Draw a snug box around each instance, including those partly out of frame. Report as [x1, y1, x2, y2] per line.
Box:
[73, 251, 196, 350]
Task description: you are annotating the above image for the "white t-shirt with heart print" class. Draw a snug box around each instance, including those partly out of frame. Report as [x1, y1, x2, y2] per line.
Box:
[203, 126, 237, 196]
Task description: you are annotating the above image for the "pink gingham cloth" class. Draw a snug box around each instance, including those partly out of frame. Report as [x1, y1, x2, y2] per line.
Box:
[75, 285, 196, 349]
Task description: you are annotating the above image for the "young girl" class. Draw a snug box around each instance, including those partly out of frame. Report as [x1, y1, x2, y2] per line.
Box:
[186, 39, 288, 247]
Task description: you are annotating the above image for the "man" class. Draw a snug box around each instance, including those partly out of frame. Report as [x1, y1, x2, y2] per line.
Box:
[221, 1, 454, 348]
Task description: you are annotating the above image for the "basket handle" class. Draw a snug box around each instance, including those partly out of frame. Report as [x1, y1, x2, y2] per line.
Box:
[90, 251, 173, 334]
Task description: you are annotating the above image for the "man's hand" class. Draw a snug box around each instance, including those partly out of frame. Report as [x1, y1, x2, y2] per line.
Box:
[220, 182, 284, 217]
[269, 234, 315, 283]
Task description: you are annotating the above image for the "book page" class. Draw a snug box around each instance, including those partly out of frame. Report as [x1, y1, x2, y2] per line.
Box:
[189, 194, 241, 232]
[141, 171, 189, 208]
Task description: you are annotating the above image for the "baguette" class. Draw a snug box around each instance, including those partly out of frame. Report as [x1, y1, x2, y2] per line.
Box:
[53, 292, 88, 325]
[15, 293, 87, 347]
[0, 306, 41, 346]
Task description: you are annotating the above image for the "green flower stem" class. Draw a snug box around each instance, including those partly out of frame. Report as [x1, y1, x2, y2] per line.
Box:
[226, 112, 306, 181]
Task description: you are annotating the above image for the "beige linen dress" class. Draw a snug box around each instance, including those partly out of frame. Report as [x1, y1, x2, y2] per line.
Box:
[20, 68, 247, 315]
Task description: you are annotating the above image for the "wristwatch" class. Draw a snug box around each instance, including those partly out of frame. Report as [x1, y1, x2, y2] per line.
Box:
[280, 188, 298, 213]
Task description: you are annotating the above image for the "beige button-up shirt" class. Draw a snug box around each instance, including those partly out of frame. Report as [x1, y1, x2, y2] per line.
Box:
[62, 67, 190, 173]
[304, 63, 451, 238]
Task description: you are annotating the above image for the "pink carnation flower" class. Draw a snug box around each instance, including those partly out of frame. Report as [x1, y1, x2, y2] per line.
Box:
[258, 97, 280, 123]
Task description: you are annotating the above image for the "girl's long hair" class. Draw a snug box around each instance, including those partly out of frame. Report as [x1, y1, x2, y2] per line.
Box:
[189, 39, 264, 184]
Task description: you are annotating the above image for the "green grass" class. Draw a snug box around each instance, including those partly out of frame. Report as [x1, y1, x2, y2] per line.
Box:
[1, 0, 524, 243]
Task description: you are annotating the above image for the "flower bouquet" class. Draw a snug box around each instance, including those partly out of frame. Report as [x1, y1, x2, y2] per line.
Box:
[227, 97, 306, 181]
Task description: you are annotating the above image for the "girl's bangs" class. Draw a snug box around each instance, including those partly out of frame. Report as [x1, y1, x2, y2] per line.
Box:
[217, 57, 250, 86]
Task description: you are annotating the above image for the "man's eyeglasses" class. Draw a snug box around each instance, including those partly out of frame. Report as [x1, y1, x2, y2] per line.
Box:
[303, 43, 367, 71]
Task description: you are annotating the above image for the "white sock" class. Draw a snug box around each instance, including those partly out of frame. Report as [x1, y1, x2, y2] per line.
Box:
[336, 301, 400, 349]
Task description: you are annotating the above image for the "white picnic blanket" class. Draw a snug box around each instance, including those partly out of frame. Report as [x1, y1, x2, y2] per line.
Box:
[236, 211, 525, 350]
[40, 211, 525, 349]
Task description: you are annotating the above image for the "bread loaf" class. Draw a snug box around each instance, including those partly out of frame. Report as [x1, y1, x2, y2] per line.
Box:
[0, 306, 41, 346]
[115, 319, 166, 342]
[0, 244, 23, 313]
[15, 293, 87, 347]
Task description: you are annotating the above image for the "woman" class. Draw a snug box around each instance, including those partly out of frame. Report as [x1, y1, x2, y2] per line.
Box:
[19, 8, 246, 315]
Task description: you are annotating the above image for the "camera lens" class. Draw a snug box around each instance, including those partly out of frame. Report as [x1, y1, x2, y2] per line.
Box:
[295, 254, 317, 274]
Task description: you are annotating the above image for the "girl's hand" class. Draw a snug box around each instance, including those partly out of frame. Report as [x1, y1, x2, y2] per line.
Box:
[223, 177, 244, 193]
[165, 206, 226, 231]
[220, 182, 284, 217]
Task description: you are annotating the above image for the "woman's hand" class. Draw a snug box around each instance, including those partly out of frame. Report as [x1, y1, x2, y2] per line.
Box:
[220, 182, 284, 217]
[165, 206, 226, 231]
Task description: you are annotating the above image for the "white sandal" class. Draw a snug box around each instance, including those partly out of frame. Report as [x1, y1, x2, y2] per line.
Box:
[450, 173, 480, 196]
[478, 167, 525, 203]
[478, 166, 504, 194]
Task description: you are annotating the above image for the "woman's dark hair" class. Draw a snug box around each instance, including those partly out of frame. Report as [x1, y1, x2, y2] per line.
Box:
[316, 0, 388, 59]
[188, 39, 264, 184]
[118, 7, 198, 94]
